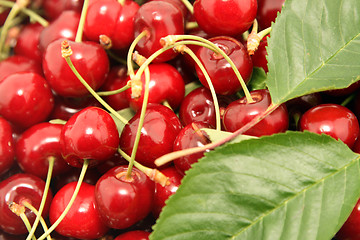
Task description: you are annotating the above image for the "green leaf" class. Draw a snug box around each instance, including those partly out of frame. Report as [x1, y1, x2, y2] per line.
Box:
[249, 67, 267, 91]
[201, 128, 257, 143]
[266, 0, 360, 104]
[110, 107, 135, 135]
[150, 131, 360, 240]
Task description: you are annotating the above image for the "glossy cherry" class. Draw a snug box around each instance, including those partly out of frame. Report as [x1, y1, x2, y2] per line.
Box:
[251, 35, 269, 72]
[133, 1, 184, 63]
[100, 65, 130, 111]
[38, 10, 81, 53]
[84, 0, 140, 49]
[119, 103, 183, 168]
[16, 122, 72, 179]
[114, 230, 150, 240]
[0, 55, 43, 81]
[60, 107, 120, 168]
[0, 72, 54, 129]
[193, 0, 257, 36]
[152, 166, 183, 218]
[49, 182, 109, 239]
[42, 39, 109, 97]
[43, 0, 84, 20]
[256, 0, 285, 30]
[0, 117, 14, 176]
[94, 165, 155, 229]
[336, 198, 360, 239]
[299, 103, 360, 148]
[125, 63, 185, 111]
[195, 36, 253, 95]
[14, 22, 44, 63]
[223, 89, 289, 137]
[0, 173, 53, 235]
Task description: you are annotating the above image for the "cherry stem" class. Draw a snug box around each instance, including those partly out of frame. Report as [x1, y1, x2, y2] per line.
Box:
[163, 35, 254, 103]
[75, 0, 89, 42]
[340, 92, 356, 107]
[37, 159, 90, 240]
[126, 65, 151, 179]
[258, 27, 272, 40]
[178, 45, 221, 131]
[0, 0, 48, 27]
[106, 50, 128, 65]
[96, 84, 131, 96]
[25, 157, 54, 240]
[23, 202, 52, 240]
[49, 119, 67, 125]
[61, 40, 128, 125]
[155, 103, 280, 166]
[162, 100, 173, 111]
[185, 21, 199, 30]
[127, 30, 148, 77]
[20, 212, 37, 240]
[8, 202, 36, 240]
[180, 0, 193, 14]
[118, 148, 170, 187]
[117, 0, 125, 6]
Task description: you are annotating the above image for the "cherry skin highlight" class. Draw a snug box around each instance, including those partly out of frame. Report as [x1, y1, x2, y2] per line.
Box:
[0, 117, 14, 176]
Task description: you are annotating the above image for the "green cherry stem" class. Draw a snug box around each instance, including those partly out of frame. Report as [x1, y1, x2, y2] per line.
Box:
[25, 157, 55, 240]
[126, 65, 151, 179]
[37, 159, 90, 240]
[61, 40, 128, 125]
[23, 202, 52, 240]
[8, 202, 36, 240]
[75, 0, 89, 42]
[0, 0, 48, 26]
[180, 0, 193, 14]
[127, 30, 148, 77]
[117, 0, 125, 6]
[155, 103, 280, 166]
[96, 84, 131, 97]
[176, 45, 221, 131]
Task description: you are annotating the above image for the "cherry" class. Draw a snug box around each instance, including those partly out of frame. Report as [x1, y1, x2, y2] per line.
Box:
[133, 1, 184, 63]
[256, 0, 285, 30]
[0, 173, 53, 235]
[94, 165, 155, 229]
[125, 63, 185, 111]
[38, 10, 81, 53]
[251, 34, 269, 72]
[60, 106, 120, 168]
[119, 103, 183, 168]
[193, 0, 257, 36]
[151, 0, 188, 19]
[49, 182, 109, 239]
[100, 65, 130, 111]
[13, 22, 44, 63]
[336, 198, 360, 239]
[0, 117, 14, 176]
[43, 0, 84, 21]
[0, 55, 43, 81]
[15, 122, 72, 179]
[152, 166, 183, 218]
[42, 39, 109, 97]
[299, 103, 360, 149]
[195, 36, 253, 95]
[223, 89, 289, 137]
[84, 0, 140, 49]
[0, 72, 54, 129]
[114, 230, 150, 240]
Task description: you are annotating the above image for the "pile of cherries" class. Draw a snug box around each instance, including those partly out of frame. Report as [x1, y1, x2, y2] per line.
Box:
[0, 0, 359, 239]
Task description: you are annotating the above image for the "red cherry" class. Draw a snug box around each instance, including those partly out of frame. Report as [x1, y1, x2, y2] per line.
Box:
[42, 39, 109, 97]
[0, 117, 14, 176]
[95, 165, 155, 229]
[251, 35, 269, 72]
[14, 23, 44, 63]
[84, 0, 140, 49]
[38, 11, 81, 53]
[0, 55, 43, 81]
[0, 173, 53, 235]
[0, 72, 54, 129]
[133, 1, 184, 63]
[152, 166, 183, 218]
[126, 63, 185, 111]
[195, 36, 253, 95]
[119, 103, 182, 168]
[299, 103, 360, 148]
[173, 122, 212, 175]
[60, 107, 119, 168]
[42, 0, 84, 21]
[223, 89, 289, 137]
[15, 122, 72, 179]
[49, 182, 109, 239]
[193, 0, 257, 36]
[336, 198, 360, 239]
[256, 0, 285, 30]
[114, 230, 150, 240]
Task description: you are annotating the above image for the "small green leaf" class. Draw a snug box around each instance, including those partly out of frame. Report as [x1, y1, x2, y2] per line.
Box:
[150, 131, 360, 240]
[185, 81, 202, 96]
[266, 0, 360, 104]
[201, 128, 256, 143]
[110, 107, 135, 135]
[249, 67, 267, 91]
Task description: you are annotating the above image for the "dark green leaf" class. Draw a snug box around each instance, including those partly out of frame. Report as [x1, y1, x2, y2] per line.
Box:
[266, 0, 360, 104]
[150, 131, 360, 240]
